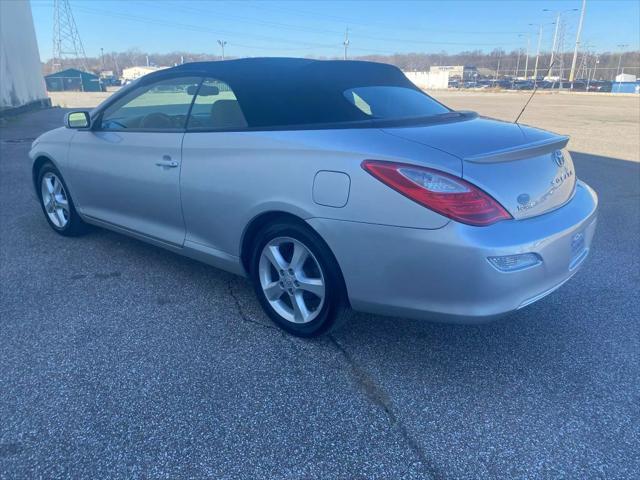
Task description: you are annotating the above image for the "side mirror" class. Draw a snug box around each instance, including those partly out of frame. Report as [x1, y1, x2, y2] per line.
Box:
[65, 111, 91, 129]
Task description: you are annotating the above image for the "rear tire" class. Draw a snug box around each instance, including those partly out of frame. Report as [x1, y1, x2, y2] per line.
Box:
[37, 162, 88, 237]
[249, 220, 349, 337]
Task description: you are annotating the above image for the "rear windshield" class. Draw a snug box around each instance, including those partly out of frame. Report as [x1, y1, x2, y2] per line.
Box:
[344, 86, 450, 120]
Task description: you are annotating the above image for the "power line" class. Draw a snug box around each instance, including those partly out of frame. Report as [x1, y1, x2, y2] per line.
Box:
[160, 0, 527, 48]
[63, 2, 638, 61]
[70, 4, 495, 58]
[78, 0, 529, 58]
[233, 0, 525, 36]
[72, 4, 340, 52]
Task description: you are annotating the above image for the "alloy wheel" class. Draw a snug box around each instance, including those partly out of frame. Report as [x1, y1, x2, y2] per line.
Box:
[258, 236, 326, 324]
[41, 172, 70, 229]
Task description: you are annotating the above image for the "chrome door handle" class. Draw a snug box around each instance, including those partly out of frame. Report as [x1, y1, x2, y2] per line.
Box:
[155, 155, 179, 168]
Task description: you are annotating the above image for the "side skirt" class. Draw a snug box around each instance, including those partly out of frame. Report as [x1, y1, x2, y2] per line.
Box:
[82, 215, 246, 277]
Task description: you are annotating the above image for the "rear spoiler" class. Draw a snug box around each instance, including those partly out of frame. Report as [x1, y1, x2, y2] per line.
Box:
[464, 136, 569, 164]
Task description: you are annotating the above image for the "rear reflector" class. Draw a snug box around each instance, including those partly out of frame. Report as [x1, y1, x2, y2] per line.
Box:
[487, 253, 542, 272]
[361, 160, 512, 226]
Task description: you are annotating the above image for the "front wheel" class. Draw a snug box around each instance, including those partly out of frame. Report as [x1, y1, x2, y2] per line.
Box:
[250, 221, 349, 337]
[37, 163, 87, 236]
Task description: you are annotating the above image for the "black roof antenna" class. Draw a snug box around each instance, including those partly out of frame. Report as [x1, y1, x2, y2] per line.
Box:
[514, 59, 556, 124]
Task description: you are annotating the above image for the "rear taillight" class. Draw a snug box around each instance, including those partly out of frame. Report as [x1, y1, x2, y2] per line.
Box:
[361, 160, 512, 226]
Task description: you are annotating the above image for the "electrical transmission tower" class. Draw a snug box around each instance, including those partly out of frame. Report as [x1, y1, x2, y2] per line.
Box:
[52, 0, 88, 72]
[576, 47, 590, 80]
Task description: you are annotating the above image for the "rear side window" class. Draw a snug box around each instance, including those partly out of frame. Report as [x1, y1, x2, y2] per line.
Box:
[100, 76, 200, 131]
[344, 86, 450, 120]
[187, 78, 247, 130]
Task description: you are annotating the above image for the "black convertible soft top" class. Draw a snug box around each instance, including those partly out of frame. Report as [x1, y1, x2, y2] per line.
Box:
[148, 58, 424, 128]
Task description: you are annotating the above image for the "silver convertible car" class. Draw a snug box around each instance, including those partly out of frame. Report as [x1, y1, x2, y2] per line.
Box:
[30, 58, 597, 336]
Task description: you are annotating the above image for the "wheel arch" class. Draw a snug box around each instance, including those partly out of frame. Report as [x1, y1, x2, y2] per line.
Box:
[32, 155, 57, 194]
[240, 210, 350, 306]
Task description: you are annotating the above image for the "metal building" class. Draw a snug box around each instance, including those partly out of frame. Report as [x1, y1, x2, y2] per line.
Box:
[45, 68, 102, 92]
[0, 0, 49, 114]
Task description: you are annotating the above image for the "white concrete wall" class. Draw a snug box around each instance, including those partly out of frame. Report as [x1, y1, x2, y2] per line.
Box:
[0, 0, 48, 109]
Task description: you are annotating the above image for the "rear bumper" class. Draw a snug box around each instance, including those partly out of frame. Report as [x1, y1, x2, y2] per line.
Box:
[308, 180, 598, 323]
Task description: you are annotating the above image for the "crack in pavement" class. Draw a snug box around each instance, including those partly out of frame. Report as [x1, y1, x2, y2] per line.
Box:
[225, 279, 438, 477]
[328, 334, 440, 480]
[226, 278, 279, 331]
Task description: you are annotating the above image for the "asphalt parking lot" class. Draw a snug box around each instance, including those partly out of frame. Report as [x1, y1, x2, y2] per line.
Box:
[1, 103, 639, 479]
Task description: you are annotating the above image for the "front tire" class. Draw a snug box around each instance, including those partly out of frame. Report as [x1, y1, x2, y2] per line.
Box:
[249, 220, 348, 337]
[37, 163, 87, 236]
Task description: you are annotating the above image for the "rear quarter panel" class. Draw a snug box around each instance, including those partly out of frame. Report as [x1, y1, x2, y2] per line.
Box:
[180, 128, 461, 256]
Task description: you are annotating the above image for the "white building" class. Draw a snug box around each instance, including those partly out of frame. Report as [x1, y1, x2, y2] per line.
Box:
[615, 73, 637, 83]
[404, 70, 449, 90]
[122, 66, 168, 82]
[404, 65, 479, 90]
[0, 0, 49, 114]
[429, 65, 478, 81]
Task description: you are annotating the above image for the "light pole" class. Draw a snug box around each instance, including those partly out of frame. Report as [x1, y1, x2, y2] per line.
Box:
[517, 33, 530, 79]
[590, 54, 599, 84]
[569, 0, 587, 85]
[529, 23, 545, 86]
[343, 27, 350, 60]
[616, 43, 629, 79]
[524, 34, 530, 80]
[218, 40, 227, 60]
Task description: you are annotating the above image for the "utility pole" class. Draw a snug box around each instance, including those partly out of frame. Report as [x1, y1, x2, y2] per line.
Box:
[549, 16, 561, 78]
[100, 47, 104, 69]
[616, 43, 628, 79]
[343, 27, 350, 60]
[549, 14, 560, 76]
[524, 34, 530, 80]
[569, 0, 587, 85]
[218, 40, 227, 60]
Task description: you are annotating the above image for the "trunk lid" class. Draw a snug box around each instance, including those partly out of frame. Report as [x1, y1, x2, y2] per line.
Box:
[382, 117, 576, 220]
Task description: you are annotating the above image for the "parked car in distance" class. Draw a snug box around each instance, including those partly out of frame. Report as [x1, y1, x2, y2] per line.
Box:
[570, 81, 587, 91]
[511, 80, 535, 90]
[592, 80, 612, 92]
[29, 58, 598, 336]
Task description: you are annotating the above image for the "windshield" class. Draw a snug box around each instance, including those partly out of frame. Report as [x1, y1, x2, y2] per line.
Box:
[344, 86, 450, 120]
